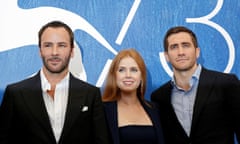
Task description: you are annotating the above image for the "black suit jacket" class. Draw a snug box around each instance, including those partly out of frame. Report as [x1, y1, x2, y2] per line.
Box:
[103, 101, 165, 144]
[151, 67, 240, 144]
[0, 72, 110, 144]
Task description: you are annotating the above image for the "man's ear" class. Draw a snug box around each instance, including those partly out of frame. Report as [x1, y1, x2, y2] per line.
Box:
[71, 47, 74, 58]
[164, 52, 170, 62]
[39, 47, 43, 58]
[196, 47, 200, 59]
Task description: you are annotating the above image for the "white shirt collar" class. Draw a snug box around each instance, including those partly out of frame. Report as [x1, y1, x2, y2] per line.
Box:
[40, 69, 70, 92]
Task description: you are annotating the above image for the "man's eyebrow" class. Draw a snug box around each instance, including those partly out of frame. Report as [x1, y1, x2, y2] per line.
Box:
[169, 43, 178, 47]
[42, 41, 52, 43]
[58, 42, 67, 44]
[181, 42, 191, 45]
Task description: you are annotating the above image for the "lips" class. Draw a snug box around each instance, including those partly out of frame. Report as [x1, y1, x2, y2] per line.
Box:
[123, 80, 134, 85]
[49, 57, 61, 64]
[176, 58, 188, 62]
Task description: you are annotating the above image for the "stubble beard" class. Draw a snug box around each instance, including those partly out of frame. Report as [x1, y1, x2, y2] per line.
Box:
[42, 55, 71, 74]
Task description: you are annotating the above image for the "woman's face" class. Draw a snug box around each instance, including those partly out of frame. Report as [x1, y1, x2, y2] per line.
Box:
[116, 57, 142, 93]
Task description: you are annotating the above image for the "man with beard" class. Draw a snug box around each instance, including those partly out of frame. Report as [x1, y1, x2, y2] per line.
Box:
[0, 21, 110, 144]
[151, 26, 240, 144]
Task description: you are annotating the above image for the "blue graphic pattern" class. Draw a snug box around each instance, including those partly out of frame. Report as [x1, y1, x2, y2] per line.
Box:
[0, 0, 240, 103]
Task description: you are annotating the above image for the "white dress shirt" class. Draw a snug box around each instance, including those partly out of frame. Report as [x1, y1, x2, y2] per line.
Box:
[40, 69, 69, 142]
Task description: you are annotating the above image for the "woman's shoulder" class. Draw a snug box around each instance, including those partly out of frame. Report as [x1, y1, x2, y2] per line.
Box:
[142, 100, 158, 109]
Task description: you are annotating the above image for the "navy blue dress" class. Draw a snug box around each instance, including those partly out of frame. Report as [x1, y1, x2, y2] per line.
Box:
[104, 101, 165, 144]
[119, 125, 157, 144]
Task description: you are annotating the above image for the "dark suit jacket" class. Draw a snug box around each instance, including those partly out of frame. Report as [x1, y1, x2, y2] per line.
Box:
[151, 67, 240, 144]
[0, 72, 110, 144]
[103, 100, 165, 144]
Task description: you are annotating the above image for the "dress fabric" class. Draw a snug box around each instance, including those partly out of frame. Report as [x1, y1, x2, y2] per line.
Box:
[119, 125, 157, 144]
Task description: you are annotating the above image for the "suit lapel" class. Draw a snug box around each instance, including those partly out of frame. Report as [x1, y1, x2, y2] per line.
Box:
[190, 68, 216, 137]
[59, 75, 86, 141]
[104, 102, 120, 144]
[164, 82, 190, 139]
[22, 72, 55, 141]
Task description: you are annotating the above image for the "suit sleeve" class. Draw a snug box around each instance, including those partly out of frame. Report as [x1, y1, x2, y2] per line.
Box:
[0, 85, 14, 144]
[227, 75, 240, 142]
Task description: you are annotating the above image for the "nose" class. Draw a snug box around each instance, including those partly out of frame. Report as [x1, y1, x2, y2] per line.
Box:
[177, 47, 184, 55]
[178, 47, 183, 53]
[125, 70, 131, 77]
[52, 46, 58, 55]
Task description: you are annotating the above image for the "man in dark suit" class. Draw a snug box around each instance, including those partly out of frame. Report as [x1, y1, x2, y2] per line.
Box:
[0, 21, 110, 144]
[151, 26, 240, 144]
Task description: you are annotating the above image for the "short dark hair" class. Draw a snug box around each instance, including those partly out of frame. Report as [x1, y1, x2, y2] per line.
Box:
[163, 26, 198, 52]
[38, 20, 74, 48]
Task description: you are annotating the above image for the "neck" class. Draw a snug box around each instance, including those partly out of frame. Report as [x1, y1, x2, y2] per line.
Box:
[42, 68, 68, 86]
[118, 93, 139, 106]
[173, 64, 197, 90]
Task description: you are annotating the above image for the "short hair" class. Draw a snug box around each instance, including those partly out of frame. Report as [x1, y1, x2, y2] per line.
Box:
[38, 20, 74, 48]
[163, 26, 198, 52]
[102, 48, 147, 102]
